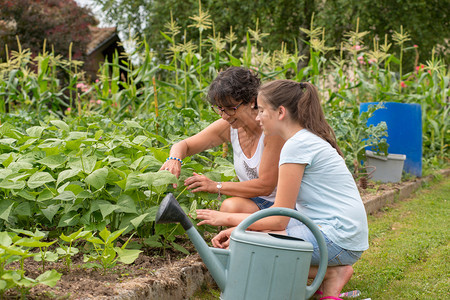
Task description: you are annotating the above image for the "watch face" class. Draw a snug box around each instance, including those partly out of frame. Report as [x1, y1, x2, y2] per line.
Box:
[217, 183, 222, 188]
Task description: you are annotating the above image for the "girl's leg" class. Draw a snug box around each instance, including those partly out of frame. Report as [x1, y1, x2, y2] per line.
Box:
[309, 265, 354, 298]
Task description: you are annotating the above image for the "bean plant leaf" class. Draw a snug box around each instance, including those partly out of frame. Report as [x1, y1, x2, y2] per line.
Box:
[27, 172, 55, 189]
[85, 167, 108, 189]
[130, 213, 149, 229]
[0, 179, 26, 190]
[67, 131, 88, 140]
[115, 248, 142, 264]
[0, 200, 14, 221]
[0, 231, 13, 246]
[125, 173, 146, 191]
[50, 120, 70, 132]
[38, 154, 67, 170]
[124, 120, 143, 129]
[171, 241, 190, 255]
[99, 203, 119, 219]
[35, 270, 62, 287]
[2, 154, 13, 167]
[53, 191, 76, 201]
[56, 169, 79, 187]
[14, 202, 31, 216]
[117, 195, 138, 214]
[68, 156, 97, 173]
[41, 204, 61, 222]
[57, 212, 80, 227]
[26, 126, 45, 138]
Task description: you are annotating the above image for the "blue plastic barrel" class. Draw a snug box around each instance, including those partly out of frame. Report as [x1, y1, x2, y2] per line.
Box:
[360, 102, 422, 177]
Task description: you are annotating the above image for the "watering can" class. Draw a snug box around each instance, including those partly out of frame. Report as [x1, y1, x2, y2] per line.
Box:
[155, 194, 328, 300]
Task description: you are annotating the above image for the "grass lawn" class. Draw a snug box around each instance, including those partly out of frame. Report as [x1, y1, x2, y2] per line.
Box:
[346, 176, 449, 299]
[192, 176, 449, 299]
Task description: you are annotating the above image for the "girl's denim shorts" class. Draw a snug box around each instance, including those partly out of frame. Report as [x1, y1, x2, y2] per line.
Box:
[286, 218, 363, 266]
[250, 197, 274, 210]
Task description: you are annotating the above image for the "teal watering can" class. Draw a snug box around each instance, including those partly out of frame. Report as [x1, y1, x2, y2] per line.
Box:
[156, 194, 328, 300]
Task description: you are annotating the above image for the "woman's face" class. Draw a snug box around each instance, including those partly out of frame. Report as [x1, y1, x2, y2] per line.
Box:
[255, 94, 278, 135]
[214, 100, 255, 129]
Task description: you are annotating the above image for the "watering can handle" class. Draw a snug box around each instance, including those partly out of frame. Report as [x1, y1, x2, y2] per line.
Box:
[235, 207, 328, 299]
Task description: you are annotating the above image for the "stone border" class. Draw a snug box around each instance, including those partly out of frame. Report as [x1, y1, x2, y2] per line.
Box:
[362, 168, 449, 214]
[108, 168, 449, 300]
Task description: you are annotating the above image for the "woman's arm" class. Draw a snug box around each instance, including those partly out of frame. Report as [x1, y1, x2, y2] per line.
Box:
[197, 163, 305, 230]
[185, 134, 285, 197]
[160, 119, 230, 177]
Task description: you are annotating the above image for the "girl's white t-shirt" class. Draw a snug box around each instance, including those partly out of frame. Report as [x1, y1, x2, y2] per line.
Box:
[281, 129, 369, 251]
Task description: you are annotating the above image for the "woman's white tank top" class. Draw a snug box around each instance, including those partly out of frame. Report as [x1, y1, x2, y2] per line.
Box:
[230, 128, 276, 202]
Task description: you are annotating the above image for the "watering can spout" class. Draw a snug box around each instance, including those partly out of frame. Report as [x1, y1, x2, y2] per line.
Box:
[155, 193, 228, 290]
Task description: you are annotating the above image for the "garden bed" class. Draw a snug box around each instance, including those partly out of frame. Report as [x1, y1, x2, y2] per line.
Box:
[3, 169, 449, 300]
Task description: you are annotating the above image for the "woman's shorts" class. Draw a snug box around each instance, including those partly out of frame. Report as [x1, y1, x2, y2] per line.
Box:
[286, 218, 363, 266]
[250, 197, 274, 210]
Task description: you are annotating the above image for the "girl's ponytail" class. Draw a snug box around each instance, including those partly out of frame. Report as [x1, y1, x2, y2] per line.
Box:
[259, 80, 343, 157]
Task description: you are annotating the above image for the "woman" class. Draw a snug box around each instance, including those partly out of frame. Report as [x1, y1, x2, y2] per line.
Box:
[160, 67, 284, 217]
[197, 80, 369, 300]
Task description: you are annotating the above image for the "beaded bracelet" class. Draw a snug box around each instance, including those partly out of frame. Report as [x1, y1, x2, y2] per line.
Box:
[166, 156, 183, 165]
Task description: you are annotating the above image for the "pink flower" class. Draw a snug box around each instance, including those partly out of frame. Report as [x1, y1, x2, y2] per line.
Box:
[368, 58, 377, 65]
[413, 45, 418, 48]
[400, 81, 406, 88]
[97, 100, 102, 105]
[95, 79, 100, 83]
[66, 107, 72, 112]
[352, 45, 361, 51]
[415, 64, 425, 72]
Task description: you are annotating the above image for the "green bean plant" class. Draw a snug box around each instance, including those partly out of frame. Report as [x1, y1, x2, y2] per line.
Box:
[0, 231, 61, 298]
[83, 227, 142, 273]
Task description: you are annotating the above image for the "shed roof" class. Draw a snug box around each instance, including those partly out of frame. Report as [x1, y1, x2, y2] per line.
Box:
[86, 26, 118, 55]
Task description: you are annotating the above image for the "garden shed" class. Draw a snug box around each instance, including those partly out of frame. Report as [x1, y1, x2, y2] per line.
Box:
[84, 26, 124, 81]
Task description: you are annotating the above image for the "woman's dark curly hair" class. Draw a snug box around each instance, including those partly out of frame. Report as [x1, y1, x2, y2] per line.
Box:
[207, 67, 260, 107]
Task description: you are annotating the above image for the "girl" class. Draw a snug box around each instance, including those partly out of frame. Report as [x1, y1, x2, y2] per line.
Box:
[197, 80, 368, 300]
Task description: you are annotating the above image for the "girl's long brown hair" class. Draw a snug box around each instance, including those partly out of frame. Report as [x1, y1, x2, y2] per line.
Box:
[258, 80, 343, 157]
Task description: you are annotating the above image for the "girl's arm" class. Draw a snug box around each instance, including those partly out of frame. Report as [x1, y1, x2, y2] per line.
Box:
[197, 163, 305, 230]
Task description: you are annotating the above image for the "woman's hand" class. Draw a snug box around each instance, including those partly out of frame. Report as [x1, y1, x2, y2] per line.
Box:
[211, 227, 235, 249]
[185, 172, 216, 193]
[159, 159, 182, 188]
[196, 209, 229, 226]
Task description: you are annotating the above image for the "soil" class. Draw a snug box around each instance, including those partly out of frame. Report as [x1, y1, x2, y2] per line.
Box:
[2, 178, 420, 300]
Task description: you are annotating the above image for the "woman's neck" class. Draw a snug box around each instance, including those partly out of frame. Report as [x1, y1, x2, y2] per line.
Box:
[241, 110, 262, 137]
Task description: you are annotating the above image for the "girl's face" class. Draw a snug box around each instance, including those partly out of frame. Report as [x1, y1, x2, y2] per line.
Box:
[256, 94, 279, 135]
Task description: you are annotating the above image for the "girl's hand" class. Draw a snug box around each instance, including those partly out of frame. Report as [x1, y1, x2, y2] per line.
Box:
[185, 172, 216, 193]
[196, 209, 229, 226]
[159, 159, 182, 188]
[211, 227, 235, 249]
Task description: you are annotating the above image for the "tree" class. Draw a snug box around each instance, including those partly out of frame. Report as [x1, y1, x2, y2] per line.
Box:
[91, 0, 311, 60]
[92, 0, 449, 69]
[0, 0, 97, 60]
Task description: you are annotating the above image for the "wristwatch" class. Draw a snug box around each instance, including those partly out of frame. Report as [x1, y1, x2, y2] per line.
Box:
[216, 182, 222, 200]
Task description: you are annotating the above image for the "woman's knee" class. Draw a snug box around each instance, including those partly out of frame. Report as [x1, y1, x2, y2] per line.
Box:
[220, 197, 259, 213]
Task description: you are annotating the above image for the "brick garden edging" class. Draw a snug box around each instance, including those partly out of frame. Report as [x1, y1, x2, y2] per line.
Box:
[105, 168, 449, 300]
